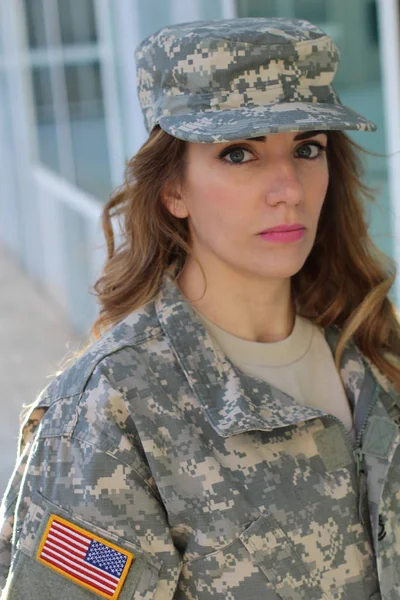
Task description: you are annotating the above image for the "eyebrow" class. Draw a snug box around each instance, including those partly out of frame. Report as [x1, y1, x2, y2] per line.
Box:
[245, 130, 328, 143]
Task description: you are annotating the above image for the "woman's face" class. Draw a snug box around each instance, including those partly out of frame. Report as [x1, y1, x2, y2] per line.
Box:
[168, 130, 329, 281]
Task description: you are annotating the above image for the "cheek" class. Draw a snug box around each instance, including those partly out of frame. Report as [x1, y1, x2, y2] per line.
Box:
[302, 162, 329, 210]
[186, 171, 245, 230]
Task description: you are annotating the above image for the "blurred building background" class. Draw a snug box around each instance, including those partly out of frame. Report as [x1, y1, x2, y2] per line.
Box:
[0, 0, 399, 491]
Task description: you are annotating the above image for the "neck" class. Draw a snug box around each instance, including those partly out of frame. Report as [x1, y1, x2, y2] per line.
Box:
[177, 258, 295, 343]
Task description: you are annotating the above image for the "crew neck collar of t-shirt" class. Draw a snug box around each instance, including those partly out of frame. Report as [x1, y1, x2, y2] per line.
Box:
[192, 307, 315, 367]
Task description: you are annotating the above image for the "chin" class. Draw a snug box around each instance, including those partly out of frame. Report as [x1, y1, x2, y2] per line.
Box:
[248, 258, 308, 279]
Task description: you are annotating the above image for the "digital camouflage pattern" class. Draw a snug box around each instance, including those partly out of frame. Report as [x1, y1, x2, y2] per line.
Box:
[0, 272, 399, 599]
[134, 18, 377, 142]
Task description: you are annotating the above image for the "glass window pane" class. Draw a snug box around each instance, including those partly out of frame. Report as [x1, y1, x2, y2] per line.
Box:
[31, 66, 60, 171]
[23, 0, 111, 201]
[294, 1, 327, 23]
[64, 62, 103, 119]
[236, 0, 276, 18]
[65, 61, 112, 200]
[57, 0, 97, 45]
[70, 115, 112, 201]
[23, 0, 47, 48]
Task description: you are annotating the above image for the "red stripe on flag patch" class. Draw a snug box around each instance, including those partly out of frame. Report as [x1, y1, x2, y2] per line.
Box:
[37, 514, 135, 600]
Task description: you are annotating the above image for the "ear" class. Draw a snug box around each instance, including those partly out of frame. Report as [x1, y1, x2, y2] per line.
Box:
[161, 179, 189, 219]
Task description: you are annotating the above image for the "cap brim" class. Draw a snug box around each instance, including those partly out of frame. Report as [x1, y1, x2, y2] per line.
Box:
[158, 101, 377, 143]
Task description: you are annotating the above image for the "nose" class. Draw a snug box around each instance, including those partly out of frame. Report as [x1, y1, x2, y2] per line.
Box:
[264, 160, 305, 206]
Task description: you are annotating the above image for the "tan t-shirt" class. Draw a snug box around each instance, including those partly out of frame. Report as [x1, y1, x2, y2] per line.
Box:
[193, 309, 355, 442]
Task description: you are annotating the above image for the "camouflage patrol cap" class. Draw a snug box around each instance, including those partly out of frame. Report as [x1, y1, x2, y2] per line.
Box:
[134, 17, 377, 143]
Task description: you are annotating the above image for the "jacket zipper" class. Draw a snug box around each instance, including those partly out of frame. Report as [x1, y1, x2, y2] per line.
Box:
[321, 414, 367, 524]
[353, 381, 381, 525]
[355, 380, 381, 449]
[322, 380, 380, 525]
[353, 447, 367, 525]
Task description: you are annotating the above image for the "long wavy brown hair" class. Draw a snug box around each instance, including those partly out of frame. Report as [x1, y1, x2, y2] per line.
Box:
[67, 125, 400, 394]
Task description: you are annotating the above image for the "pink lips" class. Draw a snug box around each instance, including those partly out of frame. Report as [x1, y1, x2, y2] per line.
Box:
[259, 228, 305, 243]
[260, 223, 305, 233]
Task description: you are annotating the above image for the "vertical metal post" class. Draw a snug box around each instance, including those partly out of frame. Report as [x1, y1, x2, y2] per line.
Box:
[376, 0, 400, 307]
[221, 0, 237, 19]
[112, 0, 148, 159]
[93, 0, 126, 188]
[0, 0, 42, 276]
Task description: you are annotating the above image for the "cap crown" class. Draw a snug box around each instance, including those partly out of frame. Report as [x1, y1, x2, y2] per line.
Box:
[134, 17, 341, 133]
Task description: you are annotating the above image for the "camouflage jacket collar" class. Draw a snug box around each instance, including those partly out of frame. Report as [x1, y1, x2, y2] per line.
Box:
[155, 273, 376, 440]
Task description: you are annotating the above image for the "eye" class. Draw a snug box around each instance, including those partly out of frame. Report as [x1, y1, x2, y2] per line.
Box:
[296, 142, 326, 160]
[219, 146, 255, 164]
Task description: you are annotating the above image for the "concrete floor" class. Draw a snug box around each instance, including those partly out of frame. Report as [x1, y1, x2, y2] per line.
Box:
[0, 247, 83, 496]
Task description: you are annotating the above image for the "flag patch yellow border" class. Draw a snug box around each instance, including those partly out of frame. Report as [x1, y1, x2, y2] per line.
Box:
[36, 513, 134, 599]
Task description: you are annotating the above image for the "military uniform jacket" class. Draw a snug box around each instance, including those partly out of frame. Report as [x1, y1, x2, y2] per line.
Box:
[1, 273, 400, 600]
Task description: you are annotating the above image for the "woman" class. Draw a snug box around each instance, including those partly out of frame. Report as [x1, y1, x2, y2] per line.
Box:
[1, 16, 400, 600]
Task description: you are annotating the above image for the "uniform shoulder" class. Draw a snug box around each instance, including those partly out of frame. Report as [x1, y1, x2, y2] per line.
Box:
[19, 301, 162, 452]
[58, 301, 161, 396]
[362, 350, 400, 399]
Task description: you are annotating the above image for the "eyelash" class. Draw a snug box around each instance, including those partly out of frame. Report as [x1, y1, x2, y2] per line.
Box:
[219, 142, 327, 165]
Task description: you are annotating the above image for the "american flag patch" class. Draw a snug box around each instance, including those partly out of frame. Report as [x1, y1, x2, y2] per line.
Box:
[37, 514, 134, 599]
